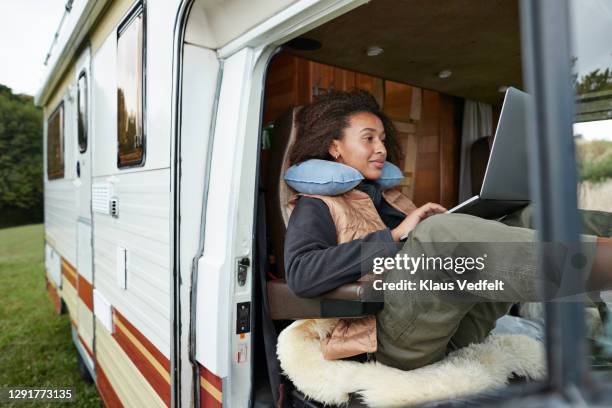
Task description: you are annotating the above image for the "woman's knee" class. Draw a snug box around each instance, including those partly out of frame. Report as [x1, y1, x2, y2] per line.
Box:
[412, 212, 532, 245]
[411, 214, 445, 242]
[411, 213, 475, 243]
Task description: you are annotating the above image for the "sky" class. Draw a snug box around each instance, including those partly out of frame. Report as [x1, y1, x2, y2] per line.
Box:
[570, 0, 612, 78]
[570, 0, 612, 141]
[0, 1, 65, 96]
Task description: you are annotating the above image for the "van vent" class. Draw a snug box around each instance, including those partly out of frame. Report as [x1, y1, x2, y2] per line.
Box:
[110, 197, 119, 218]
[92, 183, 113, 214]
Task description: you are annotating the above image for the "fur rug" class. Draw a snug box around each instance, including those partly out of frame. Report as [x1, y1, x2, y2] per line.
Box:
[277, 318, 546, 407]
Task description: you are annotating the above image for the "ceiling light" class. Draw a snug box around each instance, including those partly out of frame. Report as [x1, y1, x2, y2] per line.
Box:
[366, 46, 384, 57]
[498, 85, 510, 93]
[438, 70, 452, 79]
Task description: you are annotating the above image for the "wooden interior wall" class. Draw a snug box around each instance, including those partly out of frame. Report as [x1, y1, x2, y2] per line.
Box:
[262, 52, 462, 208]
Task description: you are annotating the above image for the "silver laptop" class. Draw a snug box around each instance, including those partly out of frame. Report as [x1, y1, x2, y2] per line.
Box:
[448, 87, 532, 218]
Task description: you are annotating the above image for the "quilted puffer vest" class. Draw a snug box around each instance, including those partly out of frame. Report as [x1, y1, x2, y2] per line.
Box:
[289, 188, 417, 360]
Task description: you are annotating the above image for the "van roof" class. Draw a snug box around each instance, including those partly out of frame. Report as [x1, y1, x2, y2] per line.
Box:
[285, 0, 521, 105]
[36, 0, 300, 106]
[37, 0, 521, 107]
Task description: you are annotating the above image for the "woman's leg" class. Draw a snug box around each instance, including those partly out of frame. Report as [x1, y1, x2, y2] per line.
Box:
[376, 212, 598, 370]
[500, 203, 612, 237]
[449, 302, 513, 349]
[450, 204, 612, 349]
[376, 296, 476, 370]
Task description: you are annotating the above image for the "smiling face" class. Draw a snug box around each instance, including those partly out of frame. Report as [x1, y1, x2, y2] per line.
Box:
[328, 111, 387, 180]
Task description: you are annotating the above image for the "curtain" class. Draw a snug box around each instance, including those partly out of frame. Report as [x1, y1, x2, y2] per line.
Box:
[458, 100, 493, 201]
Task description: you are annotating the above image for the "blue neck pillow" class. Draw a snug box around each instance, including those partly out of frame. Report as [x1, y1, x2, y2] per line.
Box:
[284, 159, 404, 195]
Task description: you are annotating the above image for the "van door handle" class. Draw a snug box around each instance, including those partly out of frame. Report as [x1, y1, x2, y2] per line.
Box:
[237, 258, 249, 286]
[76, 161, 81, 177]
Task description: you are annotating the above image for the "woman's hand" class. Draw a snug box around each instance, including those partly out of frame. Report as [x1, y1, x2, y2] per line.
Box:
[390, 202, 447, 242]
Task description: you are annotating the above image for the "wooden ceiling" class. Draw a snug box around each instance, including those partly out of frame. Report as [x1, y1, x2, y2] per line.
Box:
[285, 0, 522, 106]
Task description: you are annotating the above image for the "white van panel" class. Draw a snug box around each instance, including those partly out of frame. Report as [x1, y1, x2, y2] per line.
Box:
[44, 87, 79, 268]
[143, 0, 177, 170]
[91, 35, 117, 178]
[46, 243, 62, 288]
[195, 48, 254, 377]
[94, 288, 114, 333]
[63, 85, 78, 181]
[92, 168, 171, 357]
[77, 220, 93, 282]
[186, 0, 299, 48]
[178, 43, 220, 407]
[45, 180, 78, 267]
[74, 47, 93, 222]
[91, 0, 178, 178]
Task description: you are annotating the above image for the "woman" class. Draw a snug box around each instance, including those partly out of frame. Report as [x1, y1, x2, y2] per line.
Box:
[283, 89, 612, 371]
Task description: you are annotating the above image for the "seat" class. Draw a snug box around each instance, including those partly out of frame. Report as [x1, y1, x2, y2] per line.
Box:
[267, 279, 382, 319]
[263, 107, 383, 320]
[264, 111, 545, 408]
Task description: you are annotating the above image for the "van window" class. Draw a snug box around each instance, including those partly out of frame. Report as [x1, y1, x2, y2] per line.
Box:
[117, 5, 145, 168]
[47, 103, 64, 180]
[77, 72, 88, 153]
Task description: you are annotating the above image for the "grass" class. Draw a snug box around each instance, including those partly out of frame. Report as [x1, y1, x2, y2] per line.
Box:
[0, 224, 101, 407]
[576, 139, 612, 183]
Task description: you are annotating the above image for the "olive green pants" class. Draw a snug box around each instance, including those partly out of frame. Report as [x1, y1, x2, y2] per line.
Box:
[375, 204, 612, 371]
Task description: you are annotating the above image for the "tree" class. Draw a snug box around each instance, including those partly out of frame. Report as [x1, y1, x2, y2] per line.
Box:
[0, 84, 43, 227]
[575, 68, 612, 94]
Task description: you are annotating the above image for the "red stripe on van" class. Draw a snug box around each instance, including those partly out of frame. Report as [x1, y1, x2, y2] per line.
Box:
[200, 388, 223, 408]
[111, 309, 171, 407]
[96, 362, 125, 408]
[113, 309, 171, 372]
[78, 333, 94, 359]
[199, 364, 222, 407]
[45, 278, 61, 314]
[61, 258, 77, 288]
[200, 364, 222, 389]
[77, 274, 94, 311]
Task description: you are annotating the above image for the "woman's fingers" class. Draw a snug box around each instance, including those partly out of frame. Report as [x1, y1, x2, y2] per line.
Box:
[428, 202, 447, 212]
[420, 202, 447, 214]
[418, 203, 447, 219]
[399, 203, 448, 237]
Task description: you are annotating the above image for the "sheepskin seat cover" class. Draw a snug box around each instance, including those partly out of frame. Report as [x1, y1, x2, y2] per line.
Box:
[277, 318, 546, 407]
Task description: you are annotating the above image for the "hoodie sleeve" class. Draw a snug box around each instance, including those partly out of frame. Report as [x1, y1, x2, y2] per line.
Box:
[284, 197, 401, 298]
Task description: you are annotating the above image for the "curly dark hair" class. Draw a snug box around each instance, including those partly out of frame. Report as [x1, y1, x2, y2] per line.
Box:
[288, 89, 403, 166]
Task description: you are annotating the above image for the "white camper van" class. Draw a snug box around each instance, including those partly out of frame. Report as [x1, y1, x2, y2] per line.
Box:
[37, 0, 612, 407]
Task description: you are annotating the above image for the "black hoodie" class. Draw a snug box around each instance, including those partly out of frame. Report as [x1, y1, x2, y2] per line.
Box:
[283, 180, 406, 298]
